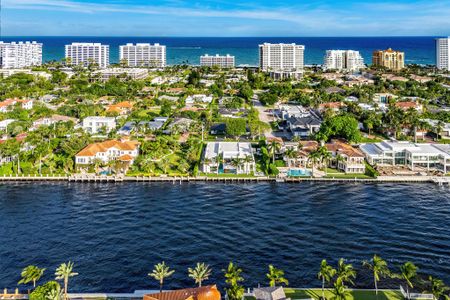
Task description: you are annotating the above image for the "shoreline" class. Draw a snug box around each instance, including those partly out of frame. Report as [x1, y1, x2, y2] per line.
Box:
[0, 174, 448, 185]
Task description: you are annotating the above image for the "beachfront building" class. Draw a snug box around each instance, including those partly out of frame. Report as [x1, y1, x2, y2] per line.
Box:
[75, 139, 140, 167]
[0, 41, 42, 69]
[200, 54, 235, 68]
[119, 43, 166, 67]
[323, 50, 365, 72]
[65, 43, 110, 68]
[202, 142, 256, 175]
[92, 68, 149, 81]
[82, 116, 116, 134]
[372, 48, 405, 71]
[436, 37, 450, 71]
[259, 43, 305, 79]
[0, 98, 33, 113]
[360, 141, 450, 173]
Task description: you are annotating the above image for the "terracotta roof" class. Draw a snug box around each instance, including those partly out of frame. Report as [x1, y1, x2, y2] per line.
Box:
[395, 101, 420, 110]
[325, 141, 364, 158]
[144, 285, 221, 300]
[118, 154, 134, 161]
[0, 98, 32, 108]
[76, 140, 139, 157]
[106, 101, 133, 113]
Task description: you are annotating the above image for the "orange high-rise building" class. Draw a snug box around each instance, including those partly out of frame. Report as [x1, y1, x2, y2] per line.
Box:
[372, 48, 405, 71]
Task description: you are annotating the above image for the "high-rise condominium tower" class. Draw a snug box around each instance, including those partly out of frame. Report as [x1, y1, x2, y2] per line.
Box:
[372, 48, 405, 71]
[65, 43, 110, 69]
[436, 37, 450, 71]
[119, 43, 166, 67]
[0, 41, 43, 69]
[323, 50, 365, 71]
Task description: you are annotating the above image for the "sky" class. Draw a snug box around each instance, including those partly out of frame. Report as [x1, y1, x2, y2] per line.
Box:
[1, 0, 450, 37]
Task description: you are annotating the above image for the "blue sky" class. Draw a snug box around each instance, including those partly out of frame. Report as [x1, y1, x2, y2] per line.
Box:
[2, 0, 450, 36]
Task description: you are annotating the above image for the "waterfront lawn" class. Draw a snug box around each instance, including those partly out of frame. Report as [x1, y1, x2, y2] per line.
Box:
[203, 172, 256, 178]
[283, 288, 403, 300]
[324, 168, 372, 179]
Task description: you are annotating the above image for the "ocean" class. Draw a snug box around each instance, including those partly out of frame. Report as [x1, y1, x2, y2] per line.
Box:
[0, 36, 439, 66]
[0, 182, 449, 292]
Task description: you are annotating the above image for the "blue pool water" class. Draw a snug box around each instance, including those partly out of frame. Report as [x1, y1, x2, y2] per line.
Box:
[288, 169, 311, 177]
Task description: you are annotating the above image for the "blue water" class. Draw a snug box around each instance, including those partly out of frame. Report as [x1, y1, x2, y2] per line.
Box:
[0, 182, 449, 292]
[287, 169, 311, 177]
[0, 36, 439, 66]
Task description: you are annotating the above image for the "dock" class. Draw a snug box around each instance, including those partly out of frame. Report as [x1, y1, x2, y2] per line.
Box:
[0, 174, 448, 185]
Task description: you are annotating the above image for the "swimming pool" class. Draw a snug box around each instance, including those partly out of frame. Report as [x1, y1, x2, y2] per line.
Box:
[287, 168, 312, 177]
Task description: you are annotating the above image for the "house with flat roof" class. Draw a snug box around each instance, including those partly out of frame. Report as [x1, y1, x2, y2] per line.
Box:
[202, 142, 255, 175]
[82, 116, 116, 134]
[360, 141, 450, 173]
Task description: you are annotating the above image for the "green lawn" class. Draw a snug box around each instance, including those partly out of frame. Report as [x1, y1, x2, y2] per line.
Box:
[202, 173, 256, 178]
[323, 169, 373, 179]
[284, 288, 403, 300]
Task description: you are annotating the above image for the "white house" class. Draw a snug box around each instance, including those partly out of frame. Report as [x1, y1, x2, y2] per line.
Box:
[185, 95, 213, 105]
[360, 141, 450, 173]
[0, 99, 33, 112]
[202, 142, 256, 175]
[0, 119, 16, 131]
[82, 116, 116, 134]
[75, 139, 140, 167]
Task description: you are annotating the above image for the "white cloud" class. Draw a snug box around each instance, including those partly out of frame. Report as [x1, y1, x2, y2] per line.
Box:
[3, 0, 450, 35]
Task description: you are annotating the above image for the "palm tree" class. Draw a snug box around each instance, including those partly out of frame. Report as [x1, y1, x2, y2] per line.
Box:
[308, 150, 321, 177]
[268, 141, 281, 164]
[223, 262, 244, 300]
[336, 258, 356, 286]
[362, 255, 390, 295]
[284, 148, 298, 168]
[18, 265, 46, 288]
[188, 263, 212, 287]
[331, 277, 349, 300]
[398, 262, 417, 299]
[435, 121, 444, 141]
[230, 157, 243, 174]
[266, 265, 289, 287]
[318, 146, 332, 174]
[46, 283, 64, 300]
[55, 262, 78, 300]
[318, 260, 336, 300]
[243, 155, 254, 174]
[426, 276, 449, 300]
[148, 262, 175, 293]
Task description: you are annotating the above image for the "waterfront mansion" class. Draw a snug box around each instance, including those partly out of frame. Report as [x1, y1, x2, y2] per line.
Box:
[202, 142, 256, 175]
[360, 141, 450, 174]
[75, 139, 140, 168]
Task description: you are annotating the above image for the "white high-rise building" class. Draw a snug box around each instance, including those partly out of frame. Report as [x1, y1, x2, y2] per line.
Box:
[0, 41, 43, 69]
[323, 50, 365, 71]
[259, 43, 304, 79]
[200, 54, 235, 68]
[436, 37, 450, 71]
[119, 43, 166, 67]
[65, 43, 110, 68]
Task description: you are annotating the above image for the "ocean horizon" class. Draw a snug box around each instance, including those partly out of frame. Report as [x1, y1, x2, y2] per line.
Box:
[0, 36, 440, 66]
